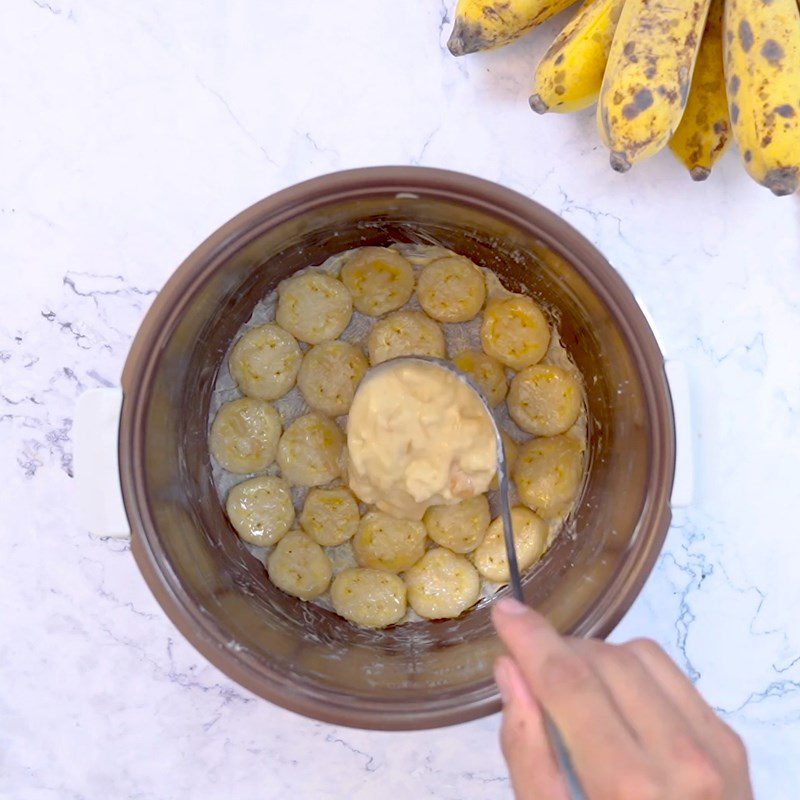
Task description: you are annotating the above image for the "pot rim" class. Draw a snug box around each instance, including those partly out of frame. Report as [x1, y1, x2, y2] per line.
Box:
[120, 166, 674, 730]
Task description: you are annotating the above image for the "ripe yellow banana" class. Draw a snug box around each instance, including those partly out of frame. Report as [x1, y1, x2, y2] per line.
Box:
[723, 0, 800, 195]
[597, 0, 711, 172]
[669, 0, 730, 180]
[530, 0, 626, 114]
[448, 0, 578, 56]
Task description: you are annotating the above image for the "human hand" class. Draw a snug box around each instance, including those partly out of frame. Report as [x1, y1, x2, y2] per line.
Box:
[491, 597, 753, 800]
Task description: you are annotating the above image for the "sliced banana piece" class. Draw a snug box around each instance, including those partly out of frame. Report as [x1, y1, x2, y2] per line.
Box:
[490, 431, 519, 490]
[340, 247, 415, 316]
[473, 506, 547, 583]
[508, 364, 582, 436]
[405, 548, 480, 619]
[330, 567, 407, 628]
[226, 475, 295, 546]
[229, 323, 302, 400]
[452, 349, 508, 407]
[297, 340, 368, 417]
[300, 486, 360, 546]
[267, 530, 332, 601]
[277, 412, 344, 487]
[367, 310, 446, 366]
[352, 511, 427, 573]
[209, 397, 281, 474]
[423, 495, 490, 554]
[513, 435, 585, 519]
[480, 295, 550, 370]
[276, 270, 353, 344]
[416, 255, 486, 323]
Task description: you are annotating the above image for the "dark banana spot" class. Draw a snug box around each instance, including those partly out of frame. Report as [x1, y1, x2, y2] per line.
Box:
[775, 104, 796, 118]
[731, 103, 740, 123]
[555, 85, 565, 96]
[713, 121, 728, 134]
[623, 41, 637, 62]
[761, 39, 784, 64]
[739, 20, 754, 52]
[483, 3, 511, 21]
[726, 30, 734, 44]
[621, 88, 654, 119]
[656, 85, 678, 103]
[744, 149, 752, 162]
[729, 75, 740, 95]
[645, 66, 656, 79]
[761, 134, 772, 147]
[554, 54, 564, 66]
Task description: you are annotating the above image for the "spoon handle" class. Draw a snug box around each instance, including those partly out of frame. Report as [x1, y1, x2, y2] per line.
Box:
[544, 713, 588, 800]
[495, 442, 523, 602]
[497, 441, 586, 799]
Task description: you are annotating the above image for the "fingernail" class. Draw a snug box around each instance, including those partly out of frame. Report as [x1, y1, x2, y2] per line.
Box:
[495, 596, 528, 616]
[494, 659, 512, 705]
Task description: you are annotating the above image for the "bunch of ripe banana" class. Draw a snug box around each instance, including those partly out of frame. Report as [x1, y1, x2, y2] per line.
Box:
[448, 0, 800, 195]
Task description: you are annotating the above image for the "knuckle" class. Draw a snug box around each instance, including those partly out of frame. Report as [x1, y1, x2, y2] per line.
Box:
[624, 637, 664, 661]
[694, 765, 725, 799]
[602, 641, 643, 673]
[719, 724, 749, 769]
[616, 768, 660, 800]
[539, 650, 594, 696]
[672, 735, 725, 798]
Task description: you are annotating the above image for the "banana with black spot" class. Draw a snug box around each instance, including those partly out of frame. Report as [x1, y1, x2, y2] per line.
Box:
[597, 0, 711, 172]
[530, 0, 626, 114]
[448, 0, 579, 56]
[723, 0, 800, 195]
[669, 0, 730, 180]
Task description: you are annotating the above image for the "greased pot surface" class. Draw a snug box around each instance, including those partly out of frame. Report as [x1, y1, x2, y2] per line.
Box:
[120, 167, 674, 730]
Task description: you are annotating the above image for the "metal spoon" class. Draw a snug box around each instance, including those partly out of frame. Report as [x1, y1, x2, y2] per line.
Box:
[359, 356, 586, 800]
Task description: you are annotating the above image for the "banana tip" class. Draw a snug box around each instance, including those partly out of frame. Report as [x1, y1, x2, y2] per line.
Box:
[529, 94, 548, 115]
[764, 167, 799, 197]
[447, 20, 480, 56]
[609, 152, 631, 173]
[447, 34, 467, 56]
[690, 167, 710, 182]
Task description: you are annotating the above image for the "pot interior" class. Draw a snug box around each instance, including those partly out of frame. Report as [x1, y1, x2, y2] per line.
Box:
[126, 180, 672, 727]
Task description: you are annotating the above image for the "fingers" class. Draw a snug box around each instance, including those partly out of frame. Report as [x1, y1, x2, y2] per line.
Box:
[494, 656, 569, 800]
[492, 600, 754, 800]
[623, 638, 728, 737]
[623, 638, 753, 800]
[492, 598, 647, 796]
[571, 638, 726, 798]
[570, 638, 697, 751]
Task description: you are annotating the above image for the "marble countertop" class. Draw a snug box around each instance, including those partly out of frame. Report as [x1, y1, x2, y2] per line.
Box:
[2, 1, 799, 798]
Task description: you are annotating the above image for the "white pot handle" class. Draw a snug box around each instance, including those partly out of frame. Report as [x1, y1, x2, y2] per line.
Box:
[634, 295, 694, 508]
[663, 359, 694, 508]
[74, 388, 131, 539]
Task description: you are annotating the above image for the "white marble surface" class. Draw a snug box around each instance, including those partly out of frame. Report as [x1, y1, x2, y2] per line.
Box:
[1, 1, 799, 797]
